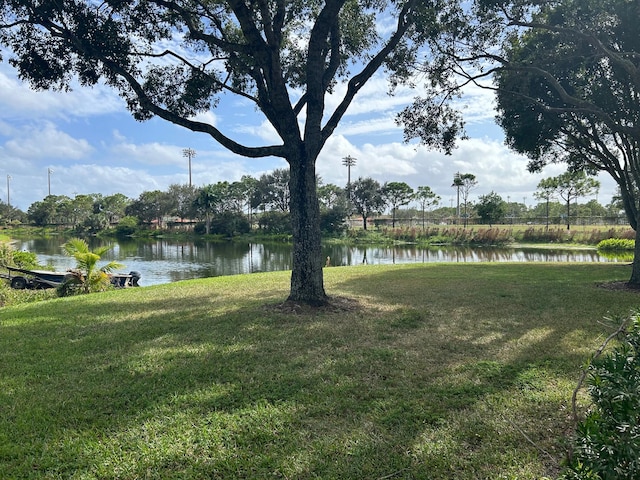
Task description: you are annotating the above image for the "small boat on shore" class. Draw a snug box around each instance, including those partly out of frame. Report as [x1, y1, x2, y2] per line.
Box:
[1, 266, 141, 289]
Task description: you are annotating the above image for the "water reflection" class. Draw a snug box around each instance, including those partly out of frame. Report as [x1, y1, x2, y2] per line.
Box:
[12, 238, 623, 286]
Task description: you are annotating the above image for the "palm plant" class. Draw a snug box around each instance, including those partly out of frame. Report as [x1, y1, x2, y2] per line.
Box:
[60, 238, 125, 295]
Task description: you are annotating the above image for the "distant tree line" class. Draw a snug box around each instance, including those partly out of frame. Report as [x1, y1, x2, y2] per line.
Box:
[0, 168, 625, 234]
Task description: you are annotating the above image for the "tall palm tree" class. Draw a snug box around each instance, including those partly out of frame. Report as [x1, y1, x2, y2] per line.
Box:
[61, 238, 124, 294]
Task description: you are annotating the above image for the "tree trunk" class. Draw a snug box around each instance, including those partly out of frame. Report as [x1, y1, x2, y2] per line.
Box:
[628, 215, 640, 286]
[287, 153, 327, 305]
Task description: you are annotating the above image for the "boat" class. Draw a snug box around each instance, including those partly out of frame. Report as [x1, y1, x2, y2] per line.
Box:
[2, 266, 141, 289]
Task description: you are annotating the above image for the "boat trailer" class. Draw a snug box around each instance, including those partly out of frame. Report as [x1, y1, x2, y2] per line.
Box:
[1, 266, 141, 290]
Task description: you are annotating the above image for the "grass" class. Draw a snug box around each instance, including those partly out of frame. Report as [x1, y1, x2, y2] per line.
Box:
[1, 263, 639, 479]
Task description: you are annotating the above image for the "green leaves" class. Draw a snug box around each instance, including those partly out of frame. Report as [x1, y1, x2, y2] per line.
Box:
[562, 315, 640, 479]
[61, 238, 125, 295]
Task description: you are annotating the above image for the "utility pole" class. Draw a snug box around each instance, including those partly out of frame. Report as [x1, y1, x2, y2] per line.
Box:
[182, 148, 196, 187]
[6, 175, 11, 206]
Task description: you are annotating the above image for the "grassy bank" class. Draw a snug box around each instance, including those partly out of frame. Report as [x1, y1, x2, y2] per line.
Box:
[1, 263, 639, 479]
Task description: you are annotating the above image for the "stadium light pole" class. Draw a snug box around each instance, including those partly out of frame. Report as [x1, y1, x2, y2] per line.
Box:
[452, 172, 461, 224]
[182, 148, 196, 187]
[342, 155, 356, 198]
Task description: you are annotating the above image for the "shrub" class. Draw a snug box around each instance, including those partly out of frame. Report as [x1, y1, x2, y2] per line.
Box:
[116, 216, 139, 237]
[320, 205, 349, 236]
[0, 282, 56, 307]
[257, 211, 292, 234]
[561, 315, 640, 479]
[210, 212, 251, 236]
[596, 238, 635, 251]
[0, 241, 12, 266]
[12, 250, 39, 269]
[0, 241, 40, 269]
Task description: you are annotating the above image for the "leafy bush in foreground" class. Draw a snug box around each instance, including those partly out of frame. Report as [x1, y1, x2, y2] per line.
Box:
[561, 315, 640, 479]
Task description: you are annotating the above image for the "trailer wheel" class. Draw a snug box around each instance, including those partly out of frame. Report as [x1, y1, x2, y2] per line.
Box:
[10, 276, 28, 290]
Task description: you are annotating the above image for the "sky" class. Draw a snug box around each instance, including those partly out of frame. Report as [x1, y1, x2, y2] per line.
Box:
[0, 56, 618, 213]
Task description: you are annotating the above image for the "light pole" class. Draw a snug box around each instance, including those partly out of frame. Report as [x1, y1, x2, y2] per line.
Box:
[452, 172, 461, 224]
[342, 155, 356, 195]
[6, 175, 11, 206]
[342, 155, 356, 226]
[182, 148, 196, 187]
[48, 168, 54, 196]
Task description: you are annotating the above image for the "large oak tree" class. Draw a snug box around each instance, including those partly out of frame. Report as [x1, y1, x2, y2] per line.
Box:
[0, 0, 464, 305]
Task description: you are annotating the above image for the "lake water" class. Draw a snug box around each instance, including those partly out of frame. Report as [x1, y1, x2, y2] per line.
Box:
[11, 237, 625, 287]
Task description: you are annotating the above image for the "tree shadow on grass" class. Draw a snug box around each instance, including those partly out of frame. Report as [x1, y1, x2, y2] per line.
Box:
[2, 264, 639, 479]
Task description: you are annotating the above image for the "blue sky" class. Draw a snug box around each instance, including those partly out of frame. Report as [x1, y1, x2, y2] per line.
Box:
[0, 59, 617, 212]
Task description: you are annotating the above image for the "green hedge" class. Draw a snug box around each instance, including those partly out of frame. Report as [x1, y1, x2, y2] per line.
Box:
[596, 238, 635, 251]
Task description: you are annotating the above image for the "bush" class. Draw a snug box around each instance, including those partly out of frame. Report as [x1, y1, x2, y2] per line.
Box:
[0, 241, 40, 269]
[320, 206, 348, 235]
[596, 238, 635, 251]
[561, 315, 640, 479]
[0, 241, 12, 266]
[210, 212, 251, 236]
[257, 211, 292, 234]
[0, 282, 56, 307]
[12, 250, 39, 269]
[116, 216, 139, 237]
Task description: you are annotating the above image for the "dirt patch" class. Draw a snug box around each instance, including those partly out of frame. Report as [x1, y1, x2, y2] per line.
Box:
[266, 295, 362, 315]
[598, 281, 640, 292]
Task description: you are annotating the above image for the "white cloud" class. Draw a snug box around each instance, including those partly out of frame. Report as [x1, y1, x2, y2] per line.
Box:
[0, 65, 123, 120]
[235, 120, 281, 144]
[190, 110, 219, 127]
[325, 75, 416, 118]
[110, 133, 183, 166]
[4, 122, 93, 161]
[456, 83, 497, 125]
[316, 134, 617, 207]
[336, 115, 399, 137]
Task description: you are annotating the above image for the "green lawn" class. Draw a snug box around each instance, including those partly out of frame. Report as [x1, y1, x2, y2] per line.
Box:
[1, 263, 638, 479]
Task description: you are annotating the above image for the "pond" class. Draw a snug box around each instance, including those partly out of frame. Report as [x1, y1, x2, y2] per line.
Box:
[10, 237, 626, 287]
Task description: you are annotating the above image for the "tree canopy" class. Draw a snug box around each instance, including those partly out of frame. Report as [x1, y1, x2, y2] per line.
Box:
[476, 191, 506, 227]
[489, 0, 640, 281]
[382, 181, 414, 228]
[0, 0, 467, 304]
[410, 0, 640, 284]
[350, 177, 385, 230]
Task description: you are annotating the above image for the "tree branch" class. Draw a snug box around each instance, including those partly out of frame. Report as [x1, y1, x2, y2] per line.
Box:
[321, 0, 418, 143]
